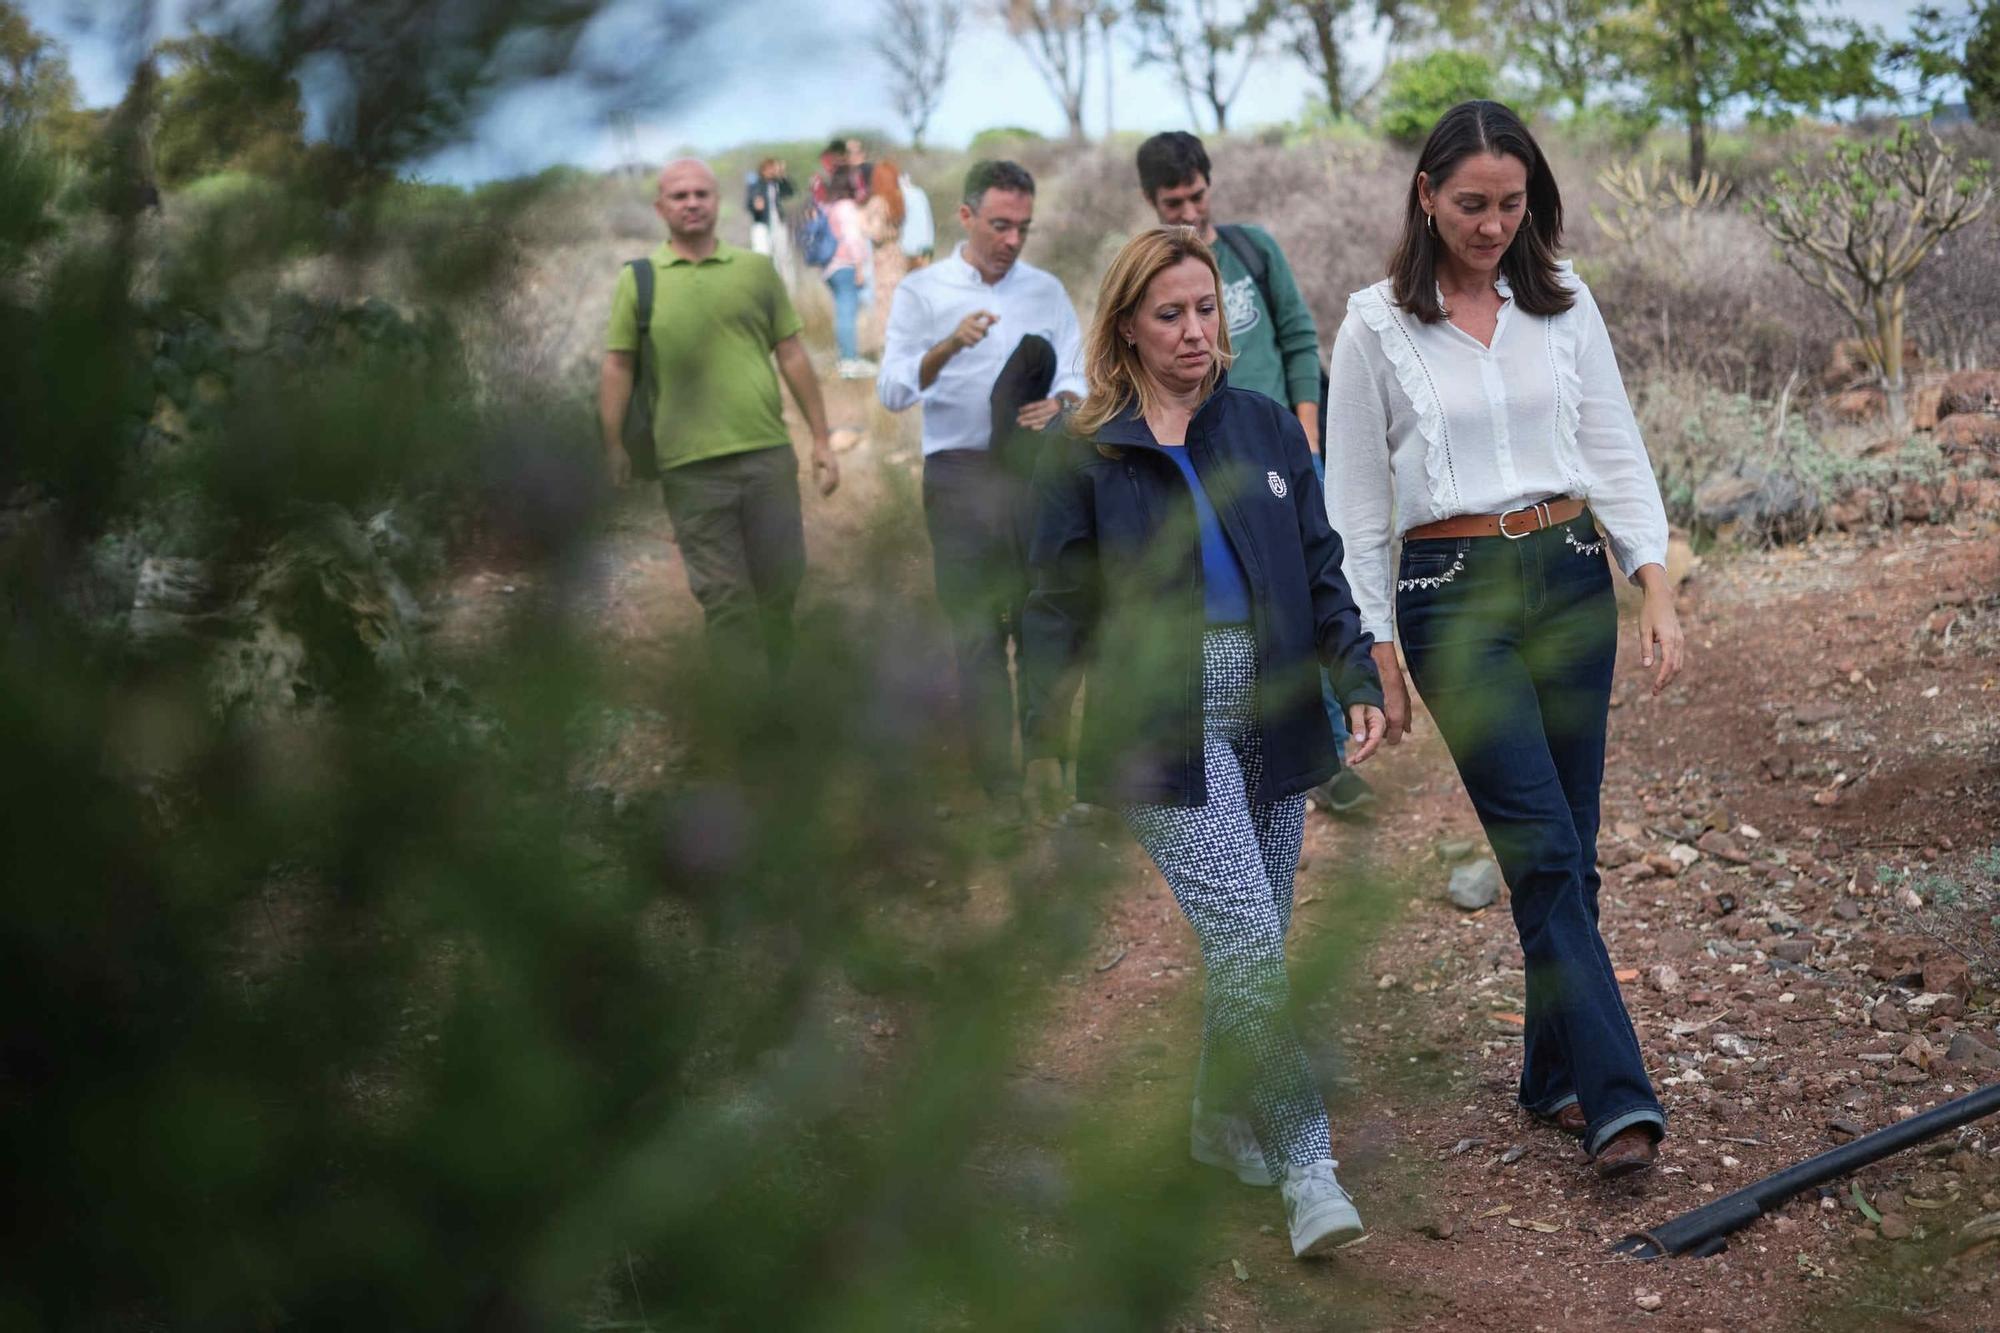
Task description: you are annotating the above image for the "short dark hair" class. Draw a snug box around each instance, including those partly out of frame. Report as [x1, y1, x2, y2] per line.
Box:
[1388, 100, 1572, 324]
[963, 159, 1035, 210]
[1136, 131, 1210, 199]
[824, 137, 847, 157]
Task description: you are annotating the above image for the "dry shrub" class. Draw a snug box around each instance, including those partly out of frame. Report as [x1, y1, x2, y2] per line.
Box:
[1630, 368, 1955, 544]
[1010, 144, 1154, 311]
[1215, 137, 1405, 348]
[1906, 128, 2000, 372]
[1575, 208, 1834, 399]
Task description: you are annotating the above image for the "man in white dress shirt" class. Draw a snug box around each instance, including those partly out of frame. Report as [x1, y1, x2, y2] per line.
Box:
[877, 160, 1085, 806]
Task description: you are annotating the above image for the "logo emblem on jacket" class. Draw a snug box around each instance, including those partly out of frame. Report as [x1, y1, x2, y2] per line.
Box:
[1266, 471, 1287, 498]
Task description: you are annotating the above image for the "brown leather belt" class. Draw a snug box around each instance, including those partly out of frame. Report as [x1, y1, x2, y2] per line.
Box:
[1405, 496, 1586, 541]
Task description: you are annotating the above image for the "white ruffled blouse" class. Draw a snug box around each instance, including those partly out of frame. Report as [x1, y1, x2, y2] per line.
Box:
[1325, 263, 1669, 641]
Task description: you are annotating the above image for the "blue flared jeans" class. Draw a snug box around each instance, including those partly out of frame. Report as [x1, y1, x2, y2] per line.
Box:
[1394, 508, 1665, 1155]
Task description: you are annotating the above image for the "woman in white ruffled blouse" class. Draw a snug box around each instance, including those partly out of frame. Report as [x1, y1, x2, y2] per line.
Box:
[1325, 101, 1684, 1179]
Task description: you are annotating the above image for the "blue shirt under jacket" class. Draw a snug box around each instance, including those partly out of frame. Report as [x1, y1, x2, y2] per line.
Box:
[1158, 444, 1252, 625]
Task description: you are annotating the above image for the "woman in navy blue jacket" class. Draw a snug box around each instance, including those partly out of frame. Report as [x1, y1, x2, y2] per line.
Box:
[1020, 227, 1386, 1259]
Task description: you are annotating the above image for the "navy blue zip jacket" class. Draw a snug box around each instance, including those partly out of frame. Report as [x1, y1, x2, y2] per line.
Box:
[1020, 378, 1383, 807]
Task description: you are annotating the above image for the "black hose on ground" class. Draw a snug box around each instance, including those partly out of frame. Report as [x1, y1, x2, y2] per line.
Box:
[1613, 1078, 2000, 1260]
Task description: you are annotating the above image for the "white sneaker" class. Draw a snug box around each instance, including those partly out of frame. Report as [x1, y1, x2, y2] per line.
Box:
[1281, 1159, 1364, 1258]
[1190, 1103, 1275, 1187]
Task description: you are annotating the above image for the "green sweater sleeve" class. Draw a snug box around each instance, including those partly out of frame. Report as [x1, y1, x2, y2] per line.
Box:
[1250, 227, 1323, 409]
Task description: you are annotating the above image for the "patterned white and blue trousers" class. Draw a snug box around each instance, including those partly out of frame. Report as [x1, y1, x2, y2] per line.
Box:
[1121, 626, 1333, 1177]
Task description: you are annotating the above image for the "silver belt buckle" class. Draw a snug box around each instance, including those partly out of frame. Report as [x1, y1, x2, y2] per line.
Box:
[1498, 500, 1550, 540]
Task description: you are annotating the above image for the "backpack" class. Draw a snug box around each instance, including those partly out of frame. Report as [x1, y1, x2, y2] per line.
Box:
[621, 257, 660, 481]
[799, 203, 838, 268]
[1214, 223, 1331, 455]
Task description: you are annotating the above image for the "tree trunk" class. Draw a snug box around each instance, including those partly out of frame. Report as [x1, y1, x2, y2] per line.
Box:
[1102, 15, 1115, 136]
[1878, 286, 1909, 430]
[1310, 4, 1343, 118]
[1681, 27, 1705, 183]
[1065, 22, 1089, 142]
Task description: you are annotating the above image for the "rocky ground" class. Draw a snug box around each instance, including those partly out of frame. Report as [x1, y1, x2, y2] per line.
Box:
[1031, 522, 2000, 1332]
[442, 366, 2000, 1328]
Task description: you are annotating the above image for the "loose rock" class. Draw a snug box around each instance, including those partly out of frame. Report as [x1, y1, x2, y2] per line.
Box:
[1947, 1032, 2000, 1071]
[1447, 859, 1503, 911]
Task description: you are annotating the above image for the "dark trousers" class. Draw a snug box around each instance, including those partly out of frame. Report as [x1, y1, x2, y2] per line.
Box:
[920, 337, 1058, 796]
[923, 450, 1029, 797]
[659, 445, 804, 683]
[1394, 509, 1665, 1155]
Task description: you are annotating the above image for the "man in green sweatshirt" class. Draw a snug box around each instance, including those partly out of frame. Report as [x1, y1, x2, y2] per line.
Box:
[1137, 132, 1323, 451]
[1136, 131, 1374, 816]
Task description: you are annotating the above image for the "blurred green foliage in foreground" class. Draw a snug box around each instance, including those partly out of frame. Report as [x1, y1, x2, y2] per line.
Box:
[0, 5, 1399, 1329]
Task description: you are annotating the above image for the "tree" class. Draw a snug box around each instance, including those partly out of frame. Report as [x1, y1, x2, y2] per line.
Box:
[1600, 0, 1885, 183]
[152, 33, 309, 185]
[1000, 0, 1097, 142]
[1501, 0, 1617, 115]
[1883, 3, 1999, 123]
[872, 0, 965, 150]
[1974, 2, 2000, 127]
[1756, 122, 1993, 427]
[1278, 0, 1472, 120]
[0, 1, 91, 153]
[1377, 47, 1495, 142]
[1128, 0, 1271, 133]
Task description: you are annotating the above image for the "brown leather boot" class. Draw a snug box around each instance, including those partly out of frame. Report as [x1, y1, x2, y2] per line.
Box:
[1593, 1125, 1659, 1178]
[1551, 1103, 1587, 1136]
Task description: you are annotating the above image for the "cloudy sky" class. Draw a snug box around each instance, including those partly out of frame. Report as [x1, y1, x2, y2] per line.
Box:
[26, 0, 1957, 183]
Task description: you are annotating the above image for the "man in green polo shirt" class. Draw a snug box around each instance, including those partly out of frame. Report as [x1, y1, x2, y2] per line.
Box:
[600, 158, 838, 683]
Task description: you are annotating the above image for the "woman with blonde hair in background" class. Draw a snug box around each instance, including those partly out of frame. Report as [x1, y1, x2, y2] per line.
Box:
[1021, 227, 1387, 1258]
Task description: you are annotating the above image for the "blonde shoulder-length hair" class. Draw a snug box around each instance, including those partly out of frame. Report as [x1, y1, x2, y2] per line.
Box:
[1070, 226, 1234, 439]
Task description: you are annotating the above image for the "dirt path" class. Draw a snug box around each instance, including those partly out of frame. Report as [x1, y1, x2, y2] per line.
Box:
[438, 367, 1999, 1327]
[1019, 523, 2000, 1331]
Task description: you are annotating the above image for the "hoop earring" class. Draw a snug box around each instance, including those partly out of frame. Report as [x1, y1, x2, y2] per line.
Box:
[1425, 212, 1436, 238]
[1524, 209, 1534, 228]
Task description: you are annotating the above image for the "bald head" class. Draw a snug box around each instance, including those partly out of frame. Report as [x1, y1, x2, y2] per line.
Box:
[655, 158, 718, 242]
[658, 157, 716, 192]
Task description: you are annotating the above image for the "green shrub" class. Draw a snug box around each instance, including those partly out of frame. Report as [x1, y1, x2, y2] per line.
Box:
[969, 125, 1048, 154]
[1376, 50, 1498, 144]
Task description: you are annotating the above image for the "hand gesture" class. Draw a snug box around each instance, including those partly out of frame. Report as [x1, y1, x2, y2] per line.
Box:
[811, 443, 840, 497]
[952, 310, 998, 351]
[1369, 642, 1412, 746]
[1640, 585, 1686, 695]
[1346, 704, 1387, 765]
[1015, 398, 1063, 431]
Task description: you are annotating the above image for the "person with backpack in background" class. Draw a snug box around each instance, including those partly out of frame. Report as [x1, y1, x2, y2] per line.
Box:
[821, 172, 875, 380]
[599, 159, 840, 686]
[810, 138, 870, 208]
[1136, 131, 1374, 818]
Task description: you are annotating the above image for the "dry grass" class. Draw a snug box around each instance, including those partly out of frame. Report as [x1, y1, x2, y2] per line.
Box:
[451, 123, 2000, 461]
